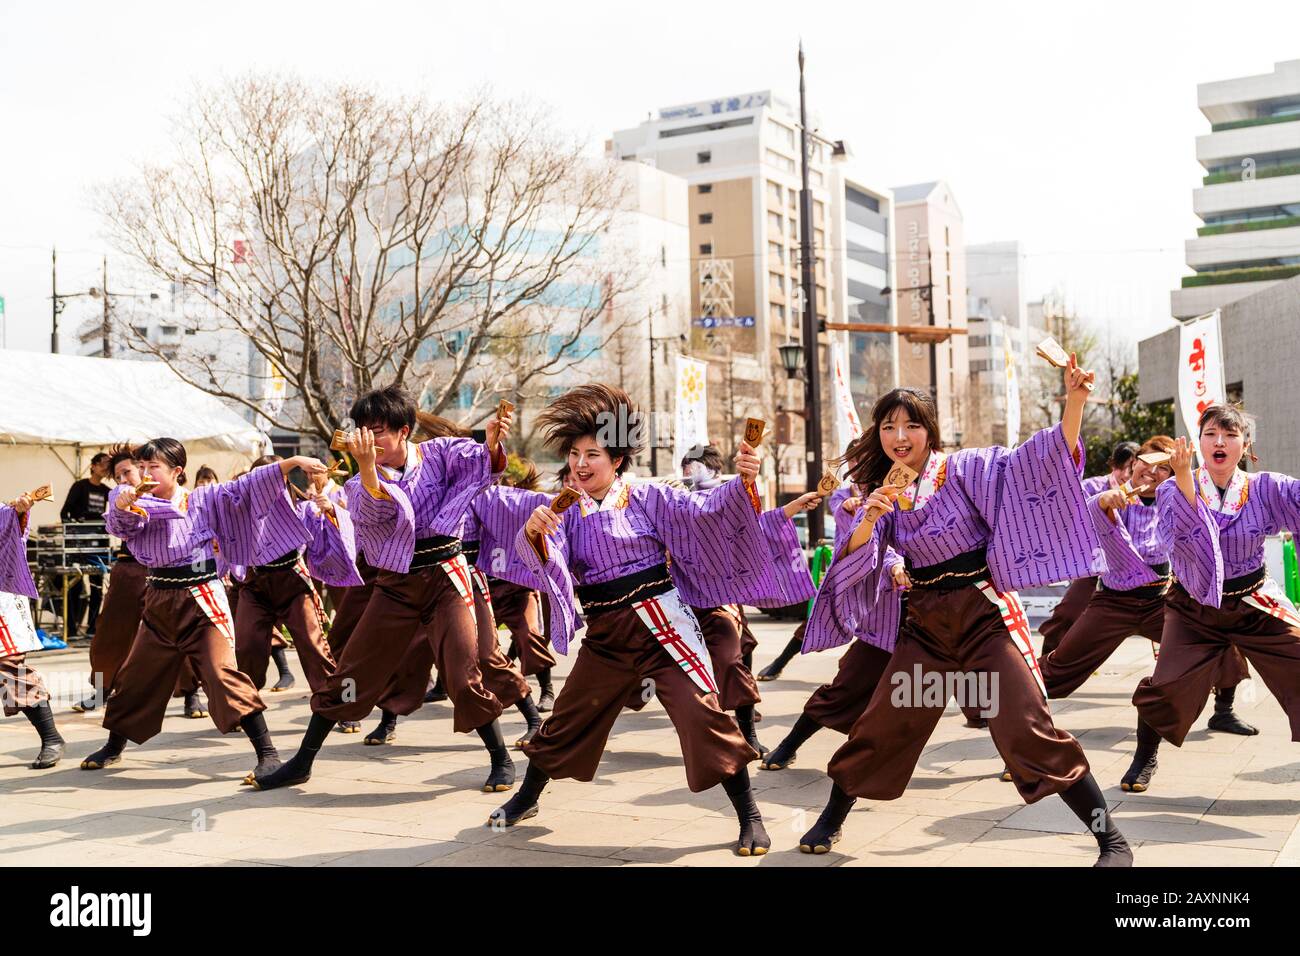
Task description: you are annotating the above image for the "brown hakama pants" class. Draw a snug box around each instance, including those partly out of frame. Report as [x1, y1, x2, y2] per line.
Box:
[802, 639, 894, 734]
[103, 584, 264, 743]
[234, 567, 335, 693]
[1042, 585, 1249, 700]
[376, 575, 528, 715]
[312, 565, 502, 733]
[737, 605, 758, 661]
[828, 585, 1090, 804]
[692, 605, 761, 711]
[88, 558, 148, 694]
[1133, 585, 1300, 746]
[489, 578, 555, 676]
[522, 604, 757, 792]
[1037, 576, 1097, 658]
[1, 654, 49, 715]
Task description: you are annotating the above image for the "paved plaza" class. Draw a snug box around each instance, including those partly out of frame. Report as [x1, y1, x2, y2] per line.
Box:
[2, 615, 1298, 867]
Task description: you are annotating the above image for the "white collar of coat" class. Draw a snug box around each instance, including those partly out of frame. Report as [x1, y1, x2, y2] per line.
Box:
[1196, 465, 1249, 516]
[376, 442, 423, 483]
[580, 476, 629, 515]
[898, 450, 948, 512]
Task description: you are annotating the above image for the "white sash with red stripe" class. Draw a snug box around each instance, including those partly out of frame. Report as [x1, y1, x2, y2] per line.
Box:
[633, 589, 718, 695]
[469, 567, 492, 607]
[974, 580, 1046, 698]
[188, 580, 236, 649]
[291, 557, 328, 630]
[437, 554, 476, 609]
[1242, 576, 1300, 628]
[0, 590, 42, 658]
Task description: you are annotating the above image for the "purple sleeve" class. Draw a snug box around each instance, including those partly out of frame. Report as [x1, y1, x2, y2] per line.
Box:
[634, 477, 778, 606]
[882, 546, 904, 577]
[515, 520, 581, 655]
[105, 485, 150, 539]
[758, 507, 817, 605]
[1255, 472, 1300, 536]
[0, 504, 38, 599]
[830, 485, 862, 555]
[346, 474, 417, 573]
[204, 463, 310, 566]
[803, 511, 901, 653]
[422, 437, 496, 538]
[473, 486, 550, 589]
[1157, 480, 1223, 607]
[985, 422, 1106, 590]
[302, 504, 364, 588]
[1089, 494, 1159, 590]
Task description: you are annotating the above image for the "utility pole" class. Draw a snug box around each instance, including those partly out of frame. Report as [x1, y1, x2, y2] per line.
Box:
[798, 42, 826, 543]
[101, 257, 112, 358]
[51, 247, 60, 354]
[648, 311, 658, 477]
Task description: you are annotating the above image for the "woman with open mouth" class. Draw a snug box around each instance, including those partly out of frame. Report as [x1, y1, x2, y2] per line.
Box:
[475, 384, 813, 856]
[1128, 405, 1300, 792]
[797, 355, 1133, 867]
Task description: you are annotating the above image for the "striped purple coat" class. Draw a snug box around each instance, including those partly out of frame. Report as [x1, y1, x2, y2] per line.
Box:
[0, 503, 38, 600]
[105, 463, 303, 570]
[1089, 493, 1166, 591]
[806, 423, 1104, 652]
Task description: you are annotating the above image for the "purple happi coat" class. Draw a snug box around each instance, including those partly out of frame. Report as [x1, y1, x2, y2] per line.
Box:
[1089, 492, 1167, 591]
[495, 476, 787, 655]
[1081, 473, 1114, 497]
[297, 498, 364, 587]
[105, 463, 305, 570]
[805, 423, 1103, 652]
[1157, 466, 1300, 608]
[0, 503, 38, 600]
[344, 438, 499, 573]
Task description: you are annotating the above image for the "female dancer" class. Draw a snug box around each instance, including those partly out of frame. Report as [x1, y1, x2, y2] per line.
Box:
[1127, 406, 1300, 791]
[1038, 440, 1140, 658]
[80, 439, 325, 777]
[798, 364, 1133, 866]
[479, 385, 811, 856]
[1, 491, 65, 768]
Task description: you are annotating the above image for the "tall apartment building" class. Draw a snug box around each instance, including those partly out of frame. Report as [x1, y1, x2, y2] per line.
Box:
[891, 181, 969, 445]
[609, 92, 837, 491]
[1172, 59, 1300, 320]
[965, 240, 1028, 445]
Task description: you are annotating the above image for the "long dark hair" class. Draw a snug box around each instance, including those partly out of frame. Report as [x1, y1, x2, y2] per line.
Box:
[135, 437, 188, 486]
[839, 387, 941, 488]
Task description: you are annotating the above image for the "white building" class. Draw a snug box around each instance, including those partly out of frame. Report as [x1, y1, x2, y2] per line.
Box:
[1172, 59, 1300, 319]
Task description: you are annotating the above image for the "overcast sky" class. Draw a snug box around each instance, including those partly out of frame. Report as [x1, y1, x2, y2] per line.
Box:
[2, 1, 1298, 355]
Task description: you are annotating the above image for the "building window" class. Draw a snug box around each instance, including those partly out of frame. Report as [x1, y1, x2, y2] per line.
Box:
[699, 243, 713, 255]
[697, 150, 712, 164]
[768, 241, 784, 263]
[768, 211, 783, 234]
[699, 212, 713, 225]
[698, 183, 713, 194]
[769, 303, 786, 323]
[767, 180, 782, 205]
[764, 149, 795, 173]
[788, 217, 798, 239]
[770, 272, 785, 292]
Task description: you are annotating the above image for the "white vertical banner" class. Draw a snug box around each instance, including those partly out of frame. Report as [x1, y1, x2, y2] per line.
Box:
[1178, 309, 1227, 450]
[1004, 336, 1021, 448]
[674, 355, 709, 474]
[829, 341, 863, 459]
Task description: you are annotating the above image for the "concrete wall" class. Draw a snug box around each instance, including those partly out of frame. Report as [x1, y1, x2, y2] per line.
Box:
[1140, 273, 1300, 475]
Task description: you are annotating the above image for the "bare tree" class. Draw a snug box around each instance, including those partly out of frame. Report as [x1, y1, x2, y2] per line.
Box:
[98, 74, 642, 441]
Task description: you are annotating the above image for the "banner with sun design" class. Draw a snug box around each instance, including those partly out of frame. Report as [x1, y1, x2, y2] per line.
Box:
[674, 356, 709, 474]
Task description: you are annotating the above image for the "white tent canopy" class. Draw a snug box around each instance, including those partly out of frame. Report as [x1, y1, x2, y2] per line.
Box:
[0, 349, 269, 502]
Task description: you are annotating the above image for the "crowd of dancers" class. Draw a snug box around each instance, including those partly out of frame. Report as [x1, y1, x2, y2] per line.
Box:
[3, 355, 1298, 865]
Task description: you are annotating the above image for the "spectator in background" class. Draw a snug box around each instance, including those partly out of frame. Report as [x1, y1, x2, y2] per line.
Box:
[59, 452, 112, 639]
[194, 466, 219, 488]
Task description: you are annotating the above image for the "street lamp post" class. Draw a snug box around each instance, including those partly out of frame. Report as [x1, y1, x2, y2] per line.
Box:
[797, 43, 826, 545]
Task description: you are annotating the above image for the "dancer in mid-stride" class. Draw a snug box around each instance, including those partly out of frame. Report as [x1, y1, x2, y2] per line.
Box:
[798, 360, 1133, 866]
[81, 439, 327, 778]
[1037, 441, 1139, 659]
[476, 385, 811, 856]
[253, 385, 518, 794]
[1, 490, 65, 769]
[1126, 407, 1300, 793]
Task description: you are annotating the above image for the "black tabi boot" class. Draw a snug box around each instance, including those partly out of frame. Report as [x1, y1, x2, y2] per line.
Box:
[488, 763, 548, 828]
[799, 783, 856, 854]
[424, 675, 447, 704]
[1120, 718, 1161, 793]
[734, 704, 767, 759]
[514, 695, 542, 748]
[81, 731, 128, 770]
[536, 669, 555, 712]
[269, 645, 296, 692]
[183, 689, 209, 719]
[478, 720, 516, 792]
[22, 701, 65, 769]
[336, 720, 361, 734]
[1207, 686, 1259, 736]
[240, 711, 281, 783]
[761, 713, 821, 770]
[253, 713, 334, 790]
[1061, 772, 1133, 867]
[364, 709, 398, 746]
[756, 636, 803, 682]
[721, 766, 770, 857]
